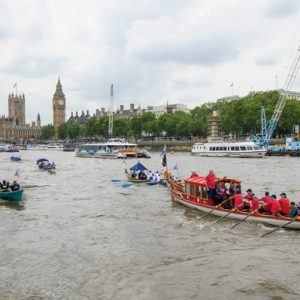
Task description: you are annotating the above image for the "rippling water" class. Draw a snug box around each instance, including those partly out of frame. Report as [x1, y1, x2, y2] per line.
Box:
[0, 151, 300, 299]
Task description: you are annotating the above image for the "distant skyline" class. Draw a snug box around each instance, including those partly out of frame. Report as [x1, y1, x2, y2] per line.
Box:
[0, 0, 300, 124]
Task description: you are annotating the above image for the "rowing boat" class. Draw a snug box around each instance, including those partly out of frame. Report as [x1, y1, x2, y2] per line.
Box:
[0, 189, 23, 202]
[167, 172, 300, 229]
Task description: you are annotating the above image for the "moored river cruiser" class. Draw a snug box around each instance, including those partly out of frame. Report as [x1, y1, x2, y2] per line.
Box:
[75, 139, 138, 158]
[191, 141, 266, 158]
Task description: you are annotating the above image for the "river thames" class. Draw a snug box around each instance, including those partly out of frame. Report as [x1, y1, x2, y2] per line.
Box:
[0, 151, 299, 299]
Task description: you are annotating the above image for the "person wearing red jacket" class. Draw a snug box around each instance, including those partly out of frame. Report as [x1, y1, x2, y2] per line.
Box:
[262, 192, 272, 213]
[232, 193, 244, 210]
[278, 192, 291, 215]
[244, 189, 252, 200]
[269, 195, 281, 216]
[249, 194, 260, 212]
[206, 170, 217, 199]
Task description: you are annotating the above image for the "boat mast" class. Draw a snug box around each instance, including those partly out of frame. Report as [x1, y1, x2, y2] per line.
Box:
[108, 84, 114, 140]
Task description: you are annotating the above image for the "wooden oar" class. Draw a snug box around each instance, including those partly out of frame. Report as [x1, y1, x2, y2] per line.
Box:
[261, 218, 298, 238]
[214, 202, 245, 224]
[198, 198, 230, 220]
[231, 208, 260, 229]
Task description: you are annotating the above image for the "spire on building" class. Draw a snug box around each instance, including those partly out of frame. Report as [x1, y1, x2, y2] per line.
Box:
[37, 113, 41, 121]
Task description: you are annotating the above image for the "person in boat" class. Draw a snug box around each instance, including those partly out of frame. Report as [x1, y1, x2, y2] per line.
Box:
[1, 180, 10, 192]
[214, 181, 226, 205]
[288, 202, 299, 218]
[231, 192, 244, 211]
[244, 189, 252, 200]
[249, 193, 260, 212]
[206, 170, 217, 200]
[138, 171, 147, 180]
[278, 192, 291, 216]
[131, 171, 137, 179]
[147, 171, 154, 181]
[10, 180, 20, 191]
[154, 171, 161, 182]
[269, 194, 281, 216]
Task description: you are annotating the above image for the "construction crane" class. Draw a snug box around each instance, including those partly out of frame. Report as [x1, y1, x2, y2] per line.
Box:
[251, 46, 300, 146]
[108, 84, 114, 140]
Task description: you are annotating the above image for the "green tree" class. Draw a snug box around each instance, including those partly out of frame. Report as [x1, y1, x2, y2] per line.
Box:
[67, 123, 82, 140]
[41, 125, 55, 140]
[57, 123, 68, 140]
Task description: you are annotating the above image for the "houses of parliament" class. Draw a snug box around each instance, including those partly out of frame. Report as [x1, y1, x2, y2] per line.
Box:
[0, 78, 66, 141]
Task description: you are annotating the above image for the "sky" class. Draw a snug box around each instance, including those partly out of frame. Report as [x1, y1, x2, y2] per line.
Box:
[0, 0, 300, 124]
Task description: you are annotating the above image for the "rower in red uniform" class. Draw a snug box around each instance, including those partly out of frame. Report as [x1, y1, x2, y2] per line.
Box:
[244, 189, 252, 200]
[261, 192, 272, 214]
[232, 193, 244, 210]
[278, 192, 291, 216]
[269, 195, 281, 216]
[249, 193, 260, 212]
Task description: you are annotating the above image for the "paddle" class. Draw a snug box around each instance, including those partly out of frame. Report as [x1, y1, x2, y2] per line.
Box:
[231, 207, 260, 229]
[214, 202, 245, 224]
[111, 179, 121, 182]
[261, 218, 299, 238]
[198, 198, 230, 220]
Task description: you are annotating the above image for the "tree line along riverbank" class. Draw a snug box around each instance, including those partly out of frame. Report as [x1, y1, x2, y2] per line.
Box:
[40, 90, 299, 141]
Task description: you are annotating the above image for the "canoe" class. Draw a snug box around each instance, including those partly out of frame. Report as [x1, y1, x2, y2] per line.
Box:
[0, 189, 23, 202]
[168, 173, 300, 229]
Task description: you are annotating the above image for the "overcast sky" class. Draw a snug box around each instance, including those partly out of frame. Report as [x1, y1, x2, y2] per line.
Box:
[0, 0, 300, 124]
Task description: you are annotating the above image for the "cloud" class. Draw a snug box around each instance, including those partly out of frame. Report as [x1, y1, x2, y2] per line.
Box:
[0, 0, 299, 124]
[265, 0, 299, 18]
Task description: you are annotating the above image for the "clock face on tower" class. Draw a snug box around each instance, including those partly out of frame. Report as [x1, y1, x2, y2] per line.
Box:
[58, 100, 64, 106]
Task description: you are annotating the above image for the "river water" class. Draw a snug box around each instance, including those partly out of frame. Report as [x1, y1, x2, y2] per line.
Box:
[0, 151, 299, 300]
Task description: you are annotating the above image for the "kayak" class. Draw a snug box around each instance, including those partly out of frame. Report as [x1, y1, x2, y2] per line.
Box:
[0, 189, 23, 202]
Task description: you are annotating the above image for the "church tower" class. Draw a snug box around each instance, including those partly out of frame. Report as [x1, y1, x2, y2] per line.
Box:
[8, 93, 25, 125]
[53, 78, 66, 129]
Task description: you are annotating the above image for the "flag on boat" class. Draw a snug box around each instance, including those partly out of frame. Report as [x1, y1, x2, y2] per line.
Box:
[173, 163, 178, 170]
[160, 144, 167, 167]
[14, 170, 20, 177]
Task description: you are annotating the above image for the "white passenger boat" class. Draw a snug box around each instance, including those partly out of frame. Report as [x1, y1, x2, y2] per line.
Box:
[191, 140, 266, 158]
[75, 139, 138, 158]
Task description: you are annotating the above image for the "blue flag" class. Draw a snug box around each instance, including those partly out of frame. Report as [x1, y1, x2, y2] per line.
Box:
[14, 170, 20, 177]
[160, 144, 167, 167]
[173, 163, 178, 170]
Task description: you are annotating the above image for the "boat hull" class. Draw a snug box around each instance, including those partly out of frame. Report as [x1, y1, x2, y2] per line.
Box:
[0, 190, 23, 202]
[191, 151, 266, 158]
[171, 190, 300, 229]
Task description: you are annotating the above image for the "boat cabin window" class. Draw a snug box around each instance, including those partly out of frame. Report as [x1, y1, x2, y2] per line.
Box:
[202, 187, 208, 199]
[240, 146, 246, 151]
[216, 147, 220, 151]
[254, 146, 260, 150]
[230, 146, 235, 151]
[185, 183, 191, 195]
[246, 146, 253, 150]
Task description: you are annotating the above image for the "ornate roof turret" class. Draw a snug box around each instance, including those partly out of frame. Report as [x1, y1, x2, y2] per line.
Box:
[53, 77, 65, 98]
[37, 113, 41, 121]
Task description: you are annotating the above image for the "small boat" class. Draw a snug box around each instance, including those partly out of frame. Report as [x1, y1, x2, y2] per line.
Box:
[5, 145, 19, 153]
[76, 139, 138, 159]
[0, 189, 23, 202]
[125, 161, 148, 183]
[167, 171, 300, 229]
[36, 158, 56, 172]
[137, 150, 151, 158]
[10, 156, 22, 162]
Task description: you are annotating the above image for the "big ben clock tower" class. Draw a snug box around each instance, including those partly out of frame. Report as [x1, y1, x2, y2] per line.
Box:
[53, 78, 66, 129]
